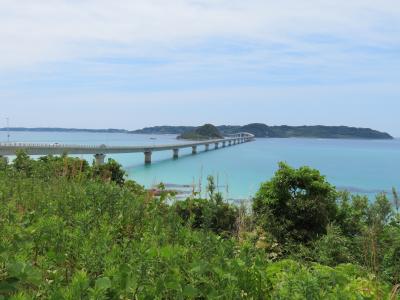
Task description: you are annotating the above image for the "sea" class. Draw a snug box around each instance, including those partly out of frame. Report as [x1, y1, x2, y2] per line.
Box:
[1, 131, 399, 201]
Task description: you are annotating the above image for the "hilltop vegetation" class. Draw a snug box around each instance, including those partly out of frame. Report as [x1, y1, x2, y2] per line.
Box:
[240, 123, 393, 139]
[177, 124, 223, 140]
[130, 126, 194, 135]
[0, 153, 399, 299]
[133, 123, 393, 139]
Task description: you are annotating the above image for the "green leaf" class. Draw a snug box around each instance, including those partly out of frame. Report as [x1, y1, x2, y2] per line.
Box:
[0, 281, 18, 294]
[160, 245, 174, 259]
[165, 280, 181, 291]
[7, 262, 24, 277]
[95, 277, 111, 290]
[183, 285, 199, 298]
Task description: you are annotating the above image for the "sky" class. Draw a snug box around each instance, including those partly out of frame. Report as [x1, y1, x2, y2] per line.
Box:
[0, 0, 399, 136]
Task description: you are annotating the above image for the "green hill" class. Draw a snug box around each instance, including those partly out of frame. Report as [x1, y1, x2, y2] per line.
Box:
[178, 124, 223, 140]
[240, 123, 393, 139]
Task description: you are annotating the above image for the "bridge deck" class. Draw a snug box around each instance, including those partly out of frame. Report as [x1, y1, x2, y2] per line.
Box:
[0, 133, 255, 160]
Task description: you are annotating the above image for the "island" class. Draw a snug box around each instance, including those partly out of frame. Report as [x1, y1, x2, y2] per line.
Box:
[132, 123, 393, 139]
[177, 124, 223, 140]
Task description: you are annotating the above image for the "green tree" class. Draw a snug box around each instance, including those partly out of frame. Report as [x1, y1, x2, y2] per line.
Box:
[92, 158, 126, 185]
[392, 187, 399, 214]
[253, 162, 337, 244]
[206, 175, 216, 200]
[312, 224, 353, 266]
[13, 150, 34, 176]
[0, 155, 8, 171]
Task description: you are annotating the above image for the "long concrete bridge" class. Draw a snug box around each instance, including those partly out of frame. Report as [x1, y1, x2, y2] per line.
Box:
[0, 132, 255, 165]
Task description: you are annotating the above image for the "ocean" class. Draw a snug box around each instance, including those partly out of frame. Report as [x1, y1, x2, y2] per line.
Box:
[1, 131, 399, 200]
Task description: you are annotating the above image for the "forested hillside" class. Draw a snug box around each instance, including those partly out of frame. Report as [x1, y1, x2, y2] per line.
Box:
[132, 124, 393, 139]
[177, 124, 223, 140]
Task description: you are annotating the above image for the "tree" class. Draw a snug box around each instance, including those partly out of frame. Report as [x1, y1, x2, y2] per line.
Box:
[253, 162, 337, 244]
[206, 175, 216, 200]
[13, 150, 34, 176]
[312, 224, 353, 266]
[92, 158, 126, 185]
[0, 155, 8, 171]
[393, 187, 399, 214]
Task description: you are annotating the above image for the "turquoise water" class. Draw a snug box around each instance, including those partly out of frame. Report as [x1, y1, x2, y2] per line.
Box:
[1, 131, 399, 200]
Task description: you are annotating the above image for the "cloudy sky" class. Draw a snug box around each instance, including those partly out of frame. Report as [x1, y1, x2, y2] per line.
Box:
[1, 0, 399, 135]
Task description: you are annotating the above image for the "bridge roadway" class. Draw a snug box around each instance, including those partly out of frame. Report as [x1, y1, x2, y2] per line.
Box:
[0, 133, 255, 165]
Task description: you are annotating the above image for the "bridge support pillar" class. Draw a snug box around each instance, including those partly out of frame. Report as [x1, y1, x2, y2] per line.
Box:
[229, 141, 232, 146]
[222, 141, 226, 147]
[205, 144, 209, 151]
[144, 150, 152, 164]
[173, 148, 179, 159]
[192, 146, 197, 154]
[94, 153, 106, 166]
[215, 143, 219, 149]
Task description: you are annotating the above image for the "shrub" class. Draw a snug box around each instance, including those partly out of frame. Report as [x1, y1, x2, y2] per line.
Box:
[174, 198, 238, 235]
[253, 162, 337, 244]
[312, 224, 354, 266]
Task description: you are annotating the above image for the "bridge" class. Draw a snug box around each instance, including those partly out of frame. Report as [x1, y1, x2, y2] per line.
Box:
[0, 132, 255, 165]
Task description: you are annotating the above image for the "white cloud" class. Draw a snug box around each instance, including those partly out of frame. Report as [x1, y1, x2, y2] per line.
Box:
[1, 0, 399, 69]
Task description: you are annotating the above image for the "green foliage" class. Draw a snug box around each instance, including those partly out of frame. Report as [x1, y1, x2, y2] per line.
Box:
[393, 187, 400, 214]
[178, 123, 223, 140]
[133, 123, 393, 139]
[91, 158, 126, 185]
[340, 193, 398, 282]
[240, 123, 393, 139]
[265, 260, 392, 299]
[0, 156, 397, 299]
[174, 197, 238, 235]
[206, 175, 216, 200]
[253, 162, 337, 244]
[13, 151, 33, 176]
[335, 192, 369, 237]
[312, 224, 354, 266]
[174, 175, 238, 235]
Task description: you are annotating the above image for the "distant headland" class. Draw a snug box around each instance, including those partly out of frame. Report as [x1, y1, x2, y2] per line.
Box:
[133, 123, 393, 140]
[0, 123, 393, 139]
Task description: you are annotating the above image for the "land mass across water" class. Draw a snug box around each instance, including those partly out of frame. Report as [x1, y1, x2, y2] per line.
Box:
[133, 123, 393, 140]
[177, 124, 223, 140]
[0, 123, 393, 139]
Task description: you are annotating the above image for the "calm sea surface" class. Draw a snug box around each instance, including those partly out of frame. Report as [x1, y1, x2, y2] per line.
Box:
[2, 131, 399, 200]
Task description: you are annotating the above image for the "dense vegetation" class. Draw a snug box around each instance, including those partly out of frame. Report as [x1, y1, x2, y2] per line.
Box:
[132, 124, 393, 139]
[177, 124, 223, 140]
[131, 126, 195, 135]
[0, 153, 399, 299]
